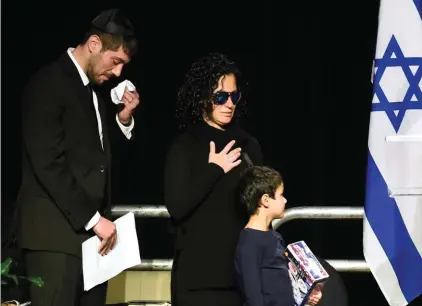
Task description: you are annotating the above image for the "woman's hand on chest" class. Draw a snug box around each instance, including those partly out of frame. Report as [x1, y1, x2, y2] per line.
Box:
[208, 140, 242, 173]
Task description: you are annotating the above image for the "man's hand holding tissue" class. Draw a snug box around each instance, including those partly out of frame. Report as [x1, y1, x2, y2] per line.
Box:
[118, 88, 140, 125]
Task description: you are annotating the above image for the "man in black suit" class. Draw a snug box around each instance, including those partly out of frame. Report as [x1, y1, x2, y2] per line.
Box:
[17, 9, 140, 306]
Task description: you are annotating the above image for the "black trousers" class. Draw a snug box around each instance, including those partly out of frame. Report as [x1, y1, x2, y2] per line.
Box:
[171, 251, 242, 306]
[24, 250, 108, 306]
[173, 288, 242, 306]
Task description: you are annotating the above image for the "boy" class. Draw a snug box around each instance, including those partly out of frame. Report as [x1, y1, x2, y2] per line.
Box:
[234, 166, 322, 306]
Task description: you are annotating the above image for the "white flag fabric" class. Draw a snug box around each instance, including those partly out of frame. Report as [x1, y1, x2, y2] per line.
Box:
[364, 0, 422, 305]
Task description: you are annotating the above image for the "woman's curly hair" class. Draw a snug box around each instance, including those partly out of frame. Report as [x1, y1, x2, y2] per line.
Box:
[176, 52, 247, 129]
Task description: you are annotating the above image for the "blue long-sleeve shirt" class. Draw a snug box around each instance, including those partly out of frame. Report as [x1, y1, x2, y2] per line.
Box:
[234, 228, 295, 306]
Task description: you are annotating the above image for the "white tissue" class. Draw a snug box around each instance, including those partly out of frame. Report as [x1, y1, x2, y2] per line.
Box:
[110, 80, 136, 104]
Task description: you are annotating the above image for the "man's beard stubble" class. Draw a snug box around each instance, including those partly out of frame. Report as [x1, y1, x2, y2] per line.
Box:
[86, 55, 103, 85]
[86, 64, 99, 85]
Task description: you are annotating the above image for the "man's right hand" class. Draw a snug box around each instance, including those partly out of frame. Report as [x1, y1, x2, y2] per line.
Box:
[208, 140, 242, 173]
[93, 216, 117, 256]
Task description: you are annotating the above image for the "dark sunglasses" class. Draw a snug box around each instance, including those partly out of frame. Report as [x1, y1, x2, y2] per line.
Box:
[213, 91, 242, 105]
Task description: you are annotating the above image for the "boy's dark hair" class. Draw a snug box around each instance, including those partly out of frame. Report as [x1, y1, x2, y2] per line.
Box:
[237, 166, 283, 216]
[176, 52, 247, 130]
[82, 9, 138, 57]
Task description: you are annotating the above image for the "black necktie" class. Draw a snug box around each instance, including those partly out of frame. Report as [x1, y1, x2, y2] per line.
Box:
[86, 83, 94, 105]
[86, 83, 100, 131]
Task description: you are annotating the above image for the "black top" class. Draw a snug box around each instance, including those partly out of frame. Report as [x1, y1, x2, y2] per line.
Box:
[164, 121, 263, 289]
[234, 228, 295, 306]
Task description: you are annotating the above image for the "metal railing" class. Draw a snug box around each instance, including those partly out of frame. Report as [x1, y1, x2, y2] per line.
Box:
[272, 206, 368, 272]
[271, 206, 364, 229]
[111, 205, 369, 272]
[112, 205, 170, 218]
[125, 258, 368, 273]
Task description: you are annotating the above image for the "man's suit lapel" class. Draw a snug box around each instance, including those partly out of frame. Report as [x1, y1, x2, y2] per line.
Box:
[58, 53, 104, 152]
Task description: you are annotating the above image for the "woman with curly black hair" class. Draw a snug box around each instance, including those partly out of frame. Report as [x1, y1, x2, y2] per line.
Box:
[164, 53, 264, 306]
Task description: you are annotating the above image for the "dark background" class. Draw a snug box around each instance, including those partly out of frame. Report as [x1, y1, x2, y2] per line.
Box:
[2, 0, 411, 305]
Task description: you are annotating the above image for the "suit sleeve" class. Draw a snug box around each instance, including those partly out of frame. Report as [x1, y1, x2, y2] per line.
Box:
[103, 95, 136, 144]
[115, 113, 134, 139]
[164, 140, 224, 223]
[21, 77, 99, 231]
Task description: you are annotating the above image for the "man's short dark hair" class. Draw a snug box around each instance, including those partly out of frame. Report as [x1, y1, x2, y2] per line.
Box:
[82, 9, 138, 57]
[237, 166, 283, 216]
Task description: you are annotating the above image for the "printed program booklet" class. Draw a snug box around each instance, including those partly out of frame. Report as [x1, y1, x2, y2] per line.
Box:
[285, 241, 329, 306]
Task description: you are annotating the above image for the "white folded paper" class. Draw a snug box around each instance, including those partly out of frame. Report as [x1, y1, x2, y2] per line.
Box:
[110, 80, 136, 104]
[82, 212, 141, 291]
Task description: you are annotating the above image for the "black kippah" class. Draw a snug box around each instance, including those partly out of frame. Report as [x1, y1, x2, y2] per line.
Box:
[91, 9, 134, 36]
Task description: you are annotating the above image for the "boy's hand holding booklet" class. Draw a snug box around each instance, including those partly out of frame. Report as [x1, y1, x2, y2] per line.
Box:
[285, 241, 329, 306]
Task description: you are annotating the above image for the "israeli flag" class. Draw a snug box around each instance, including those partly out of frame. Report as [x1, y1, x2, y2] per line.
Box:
[364, 0, 422, 305]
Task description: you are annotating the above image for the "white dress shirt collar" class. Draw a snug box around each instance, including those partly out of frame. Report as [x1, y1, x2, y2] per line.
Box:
[67, 47, 89, 86]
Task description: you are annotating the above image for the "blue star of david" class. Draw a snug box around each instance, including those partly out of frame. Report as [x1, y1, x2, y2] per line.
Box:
[414, 0, 422, 20]
[372, 35, 422, 132]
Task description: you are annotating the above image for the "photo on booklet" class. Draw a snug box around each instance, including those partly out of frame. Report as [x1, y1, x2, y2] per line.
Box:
[285, 241, 329, 306]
